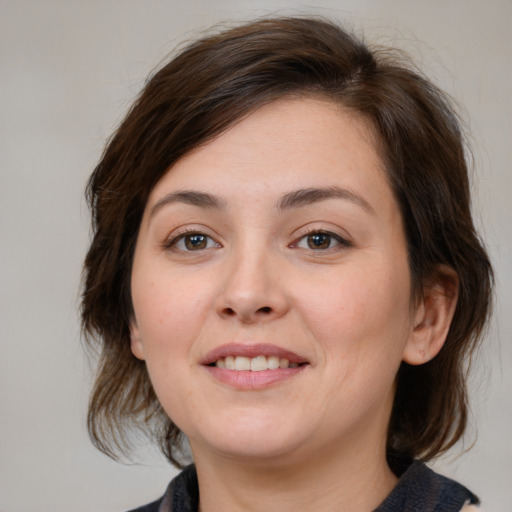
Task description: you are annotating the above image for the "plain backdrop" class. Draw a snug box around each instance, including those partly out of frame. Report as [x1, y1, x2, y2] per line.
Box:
[0, 1, 510, 511]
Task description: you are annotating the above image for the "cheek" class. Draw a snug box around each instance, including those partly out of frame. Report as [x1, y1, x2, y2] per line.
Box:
[131, 268, 212, 360]
[297, 260, 413, 359]
[299, 264, 412, 421]
[130, 272, 209, 417]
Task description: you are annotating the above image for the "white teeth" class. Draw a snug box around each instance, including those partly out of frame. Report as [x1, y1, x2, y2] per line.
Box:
[234, 356, 251, 370]
[267, 355, 280, 369]
[250, 356, 267, 371]
[214, 355, 301, 371]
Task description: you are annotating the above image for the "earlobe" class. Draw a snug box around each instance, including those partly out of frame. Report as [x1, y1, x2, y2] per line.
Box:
[130, 321, 145, 360]
[403, 266, 459, 365]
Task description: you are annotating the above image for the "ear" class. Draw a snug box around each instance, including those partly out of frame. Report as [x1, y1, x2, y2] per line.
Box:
[403, 265, 459, 365]
[130, 320, 145, 360]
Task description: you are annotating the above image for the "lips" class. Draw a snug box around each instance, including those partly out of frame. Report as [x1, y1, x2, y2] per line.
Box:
[201, 343, 309, 389]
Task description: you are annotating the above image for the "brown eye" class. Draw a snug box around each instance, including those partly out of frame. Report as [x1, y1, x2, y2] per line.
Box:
[184, 234, 208, 250]
[294, 230, 350, 252]
[169, 232, 219, 252]
[307, 233, 332, 250]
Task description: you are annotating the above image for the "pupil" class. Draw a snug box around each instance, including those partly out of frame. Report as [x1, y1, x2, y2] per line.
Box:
[186, 234, 206, 249]
[308, 233, 330, 249]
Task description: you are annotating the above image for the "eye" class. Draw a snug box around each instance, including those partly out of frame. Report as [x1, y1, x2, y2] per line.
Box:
[169, 232, 219, 251]
[295, 231, 349, 251]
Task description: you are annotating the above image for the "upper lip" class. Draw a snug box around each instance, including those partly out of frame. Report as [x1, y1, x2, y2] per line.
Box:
[201, 343, 309, 365]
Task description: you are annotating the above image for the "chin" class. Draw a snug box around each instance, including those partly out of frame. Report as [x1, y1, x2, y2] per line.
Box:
[187, 413, 307, 462]
[195, 438, 303, 464]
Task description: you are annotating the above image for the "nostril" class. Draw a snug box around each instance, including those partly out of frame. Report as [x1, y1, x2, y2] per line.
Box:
[219, 305, 275, 320]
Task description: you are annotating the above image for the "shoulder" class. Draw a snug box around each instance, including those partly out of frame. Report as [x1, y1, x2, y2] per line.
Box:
[126, 498, 163, 512]
[125, 464, 198, 512]
[376, 460, 480, 512]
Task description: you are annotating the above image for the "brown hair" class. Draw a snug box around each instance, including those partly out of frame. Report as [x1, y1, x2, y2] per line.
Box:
[81, 16, 493, 468]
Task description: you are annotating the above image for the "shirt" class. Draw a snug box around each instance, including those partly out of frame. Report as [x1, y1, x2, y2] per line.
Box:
[128, 460, 479, 512]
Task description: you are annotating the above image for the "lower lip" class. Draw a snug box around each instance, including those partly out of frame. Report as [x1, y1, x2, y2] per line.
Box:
[204, 366, 307, 390]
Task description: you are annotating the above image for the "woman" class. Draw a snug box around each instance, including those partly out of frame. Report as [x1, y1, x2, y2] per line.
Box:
[81, 17, 493, 512]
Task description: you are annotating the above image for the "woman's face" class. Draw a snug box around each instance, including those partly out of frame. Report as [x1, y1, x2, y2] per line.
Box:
[130, 98, 419, 465]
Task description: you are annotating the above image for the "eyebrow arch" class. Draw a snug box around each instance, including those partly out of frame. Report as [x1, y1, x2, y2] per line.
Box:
[277, 186, 375, 215]
[150, 190, 225, 218]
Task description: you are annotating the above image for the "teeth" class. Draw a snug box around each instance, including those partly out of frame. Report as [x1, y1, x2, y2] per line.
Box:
[234, 356, 251, 371]
[250, 355, 267, 372]
[214, 355, 302, 371]
[267, 355, 280, 369]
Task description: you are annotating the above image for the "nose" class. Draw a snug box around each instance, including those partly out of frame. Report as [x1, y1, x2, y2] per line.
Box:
[214, 247, 290, 324]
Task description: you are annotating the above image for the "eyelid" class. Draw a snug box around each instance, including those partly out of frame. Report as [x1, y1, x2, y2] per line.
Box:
[162, 226, 222, 251]
[290, 227, 353, 251]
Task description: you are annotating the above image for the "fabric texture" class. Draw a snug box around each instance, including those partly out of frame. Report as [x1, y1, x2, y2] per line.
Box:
[127, 460, 478, 512]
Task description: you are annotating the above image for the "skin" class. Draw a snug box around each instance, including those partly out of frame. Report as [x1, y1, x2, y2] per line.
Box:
[130, 98, 457, 512]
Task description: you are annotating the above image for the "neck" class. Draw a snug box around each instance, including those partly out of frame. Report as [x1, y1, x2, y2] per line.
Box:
[192, 435, 397, 512]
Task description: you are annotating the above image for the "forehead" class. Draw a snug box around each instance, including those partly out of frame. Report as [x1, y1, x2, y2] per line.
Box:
[146, 97, 392, 212]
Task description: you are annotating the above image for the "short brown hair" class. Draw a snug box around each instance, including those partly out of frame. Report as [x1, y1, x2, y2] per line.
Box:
[81, 16, 493, 468]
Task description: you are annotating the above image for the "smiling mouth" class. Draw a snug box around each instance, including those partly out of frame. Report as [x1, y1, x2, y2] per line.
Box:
[203, 345, 308, 389]
[212, 355, 304, 371]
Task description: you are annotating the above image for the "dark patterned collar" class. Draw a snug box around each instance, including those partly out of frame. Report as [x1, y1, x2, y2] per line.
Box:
[374, 460, 478, 511]
[129, 460, 478, 512]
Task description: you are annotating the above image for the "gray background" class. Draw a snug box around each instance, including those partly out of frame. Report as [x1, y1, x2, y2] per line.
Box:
[0, 1, 510, 511]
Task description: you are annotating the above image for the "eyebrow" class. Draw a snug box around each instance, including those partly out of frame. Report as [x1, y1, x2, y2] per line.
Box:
[150, 190, 225, 218]
[277, 186, 375, 215]
[149, 185, 375, 218]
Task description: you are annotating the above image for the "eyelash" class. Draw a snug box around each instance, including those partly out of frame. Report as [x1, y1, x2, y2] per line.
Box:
[293, 229, 352, 252]
[164, 229, 351, 253]
[164, 230, 220, 252]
